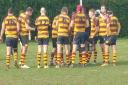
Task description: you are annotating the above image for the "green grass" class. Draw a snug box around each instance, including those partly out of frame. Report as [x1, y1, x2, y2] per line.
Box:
[0, 39, 128, 85]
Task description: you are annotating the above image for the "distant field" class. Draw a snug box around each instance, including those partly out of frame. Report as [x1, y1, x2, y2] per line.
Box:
[0, 39, 128, 85]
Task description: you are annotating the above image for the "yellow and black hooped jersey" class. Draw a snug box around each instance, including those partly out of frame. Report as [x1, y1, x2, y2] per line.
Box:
[99, 14, 110, 36]
[57, 14, 70, 37]
[73, 12, 86, 35]
[2, 15, 18, 38]
[18, 13, 29, 36]
[35, 15, 50, 38]
[52, 15, 59, 38]
[90, 17, 99, 37]
[109, 16, 119, 36]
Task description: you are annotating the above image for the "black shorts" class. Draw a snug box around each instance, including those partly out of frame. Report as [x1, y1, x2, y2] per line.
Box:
[19, 35, 29, 46]
[89, 36, 98, 44]
[6, 37, 18, 49]
[57, 36, 69, 45]
[52, 38, 57, 48]
[38, 38, 49, 45]
[105, 36, 117, 45]
[98, 36, 106, 44]
[73, 32, 89, 45]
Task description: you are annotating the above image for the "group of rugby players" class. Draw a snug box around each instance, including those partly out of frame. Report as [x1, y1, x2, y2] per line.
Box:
[0, 4, 121, 69]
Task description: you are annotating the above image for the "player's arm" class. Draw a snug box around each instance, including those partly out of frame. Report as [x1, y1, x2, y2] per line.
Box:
[16, 19, 20, 33]
[25, 18, 35, 31]
[0, 21, 5, 41]
[34, 18, 38, 39]
[106, 16, 110, 36]
[117, 20, 121, 35]
[86, 19, 90, 28]
[93, 18, 99, 37]
[69, 17, 74, 34]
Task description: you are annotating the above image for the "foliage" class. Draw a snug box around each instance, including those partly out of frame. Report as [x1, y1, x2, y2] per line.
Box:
[0, 0, 127, 37]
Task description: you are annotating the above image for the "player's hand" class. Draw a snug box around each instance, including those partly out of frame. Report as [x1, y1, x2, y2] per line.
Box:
[90, 36, 94, 39]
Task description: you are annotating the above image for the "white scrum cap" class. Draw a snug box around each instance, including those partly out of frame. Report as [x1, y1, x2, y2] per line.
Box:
[40, 7, 46, 12]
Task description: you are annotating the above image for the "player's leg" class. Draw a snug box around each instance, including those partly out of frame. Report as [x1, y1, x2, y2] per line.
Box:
[86, 42, 92, 63]
[70, 34, 78, 67]
[101, 36, 109, 66]
[36, 38, 42, 68]
[99, 36, 105, 64]
[111, 36, 117, 66]
[6, 46, 11, 69]
[79, 44, 82, 65]
[71, 44, 77, 67]
[112, 45, 117, 66]
[80, 43, 88, 66]
[50, 38, 57, 66]
[42, 38, 49, 68]
[56, 37, 63, 68]
[5, 38, 12, 69]
[20, 36, 29, 68]
[12, 38, 19, 68]
[80, 32, 89, 66]
[64, 37, 71, 65]
[93, 44, 97, 64]
[93, 37, 98, 64]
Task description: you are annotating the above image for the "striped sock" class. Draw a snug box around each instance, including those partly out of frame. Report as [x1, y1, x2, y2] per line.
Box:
[13, 52, 18, 62]
[54, 53, 57, 64]
[79, 53, 82, 64]
[112, 53, 117, 64]
[61, 53, 64, 64]
[87, 52, 92, 63]
[94, 51, 97, 62]
[6, 55, 10, 67]
[50, 52, 54, 64]
[82, 53, 87, 64]
[43, 53, 48, 66]
[37, 53, 41, 66]
[20, 54, 25, 66]
[102, 52, 105, 63]
[66, 54, 70, 65]
[104, 54, 109, 63]
[57, 53, 62, 65]
[71, 53, 76, 64]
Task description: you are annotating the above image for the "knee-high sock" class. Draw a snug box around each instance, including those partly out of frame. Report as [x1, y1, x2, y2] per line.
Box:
[57, 53, 62, 65]
[82, 53, 88, 64]
[13, 49, 18, 62]
[66, 54, 70, 65]
[79, 53, 82, 64]
[13, 52, 18, 62]
[94, 51, 97, 62]
[104, 52, 109, 63]
[43, 53, 48, 66]
[50, 52, 54, 64]
[61, 53, 64, 64]
[20, 54, 25, 66]
[87, 52, 92, 63]
[102, 52, 105, 63]
[112, 53, 117, 63]
[71, 53, 76, 64]
[37, 53, 41, 66]
[54, 53, 57, 64]
[6, 55, 10, 66]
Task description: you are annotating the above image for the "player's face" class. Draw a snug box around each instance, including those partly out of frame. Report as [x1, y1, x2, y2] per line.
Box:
[89, 11, 94, 18]
[101, 6, 106, 13]
[27, 11, 33, 16]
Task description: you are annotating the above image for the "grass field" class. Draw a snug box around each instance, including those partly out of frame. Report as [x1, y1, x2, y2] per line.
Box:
[0, 39, 128, 85]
